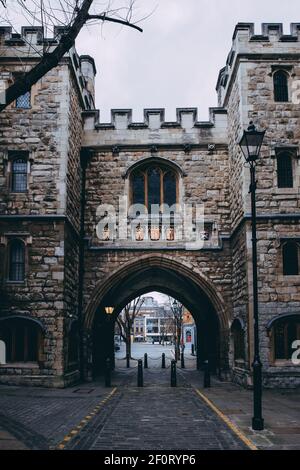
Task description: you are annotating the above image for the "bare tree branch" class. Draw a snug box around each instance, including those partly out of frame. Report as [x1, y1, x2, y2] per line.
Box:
[0, 0, 143, 112]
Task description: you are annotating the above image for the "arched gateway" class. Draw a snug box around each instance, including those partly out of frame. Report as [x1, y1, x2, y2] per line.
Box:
[83, 255, 230, 379]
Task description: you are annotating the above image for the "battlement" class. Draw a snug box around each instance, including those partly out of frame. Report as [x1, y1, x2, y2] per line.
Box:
[0, 26, 68, 47]
[0, 26, 96, 109]
[232, 22, 300, 42]
[217, 22, 300, 106]
[82, 107, 228, 148]
[84, 107, 227, 131]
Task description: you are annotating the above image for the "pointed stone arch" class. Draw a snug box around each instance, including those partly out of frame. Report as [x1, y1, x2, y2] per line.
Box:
[84, 254, 229, 330]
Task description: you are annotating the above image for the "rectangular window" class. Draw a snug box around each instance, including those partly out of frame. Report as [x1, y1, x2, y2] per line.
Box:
[9, 152, 29, 193]
[277, 151, 294, 188]
[16, 90, 31, 109]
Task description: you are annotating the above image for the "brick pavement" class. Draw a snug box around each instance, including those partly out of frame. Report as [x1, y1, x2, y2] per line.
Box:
[0, 364, 299, 450]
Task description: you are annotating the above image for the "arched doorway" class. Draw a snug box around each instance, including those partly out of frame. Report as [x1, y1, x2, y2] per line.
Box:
[84, 255, 230, 379]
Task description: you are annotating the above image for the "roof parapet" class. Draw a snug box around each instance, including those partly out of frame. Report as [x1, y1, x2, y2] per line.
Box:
[83, 107, 227, 131]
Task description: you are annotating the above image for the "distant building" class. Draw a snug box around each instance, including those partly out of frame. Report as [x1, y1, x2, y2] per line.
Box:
[132, 297, 174, 343]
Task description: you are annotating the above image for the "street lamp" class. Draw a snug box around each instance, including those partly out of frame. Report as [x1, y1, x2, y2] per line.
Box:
[105, 306, 114, 315]
[239, 121, 265, 431]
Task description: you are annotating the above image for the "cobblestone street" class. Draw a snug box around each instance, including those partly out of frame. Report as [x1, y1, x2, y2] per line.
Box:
[0, 349, 299, 451]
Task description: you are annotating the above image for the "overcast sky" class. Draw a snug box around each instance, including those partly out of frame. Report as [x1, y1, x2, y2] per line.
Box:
[74, 0, 300, 123]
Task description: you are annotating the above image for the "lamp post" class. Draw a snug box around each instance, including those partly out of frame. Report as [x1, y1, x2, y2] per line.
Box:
[239, 121, 265, 431]
[104, 306, 115, 369]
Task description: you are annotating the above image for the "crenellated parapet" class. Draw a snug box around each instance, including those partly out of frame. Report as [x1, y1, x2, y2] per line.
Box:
[82, 107, 228, 148]
[0, 25, 69, 48]
[217, 22, 300, 106]
[0, 26, 96, 109]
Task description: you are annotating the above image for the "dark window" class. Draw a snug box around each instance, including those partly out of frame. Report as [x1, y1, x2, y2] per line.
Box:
[283, 242, 299, 276]
[11, 158, 27, 192]
[163, 171, 177, 207]
[0, 320, 41, 363]
[131, 165, 178, 212]
[277, 152, 293, 188]
[148, 167, 161, 208]
[274, 317, 300, 360]
[132, 172, 145, 205]
[9, 239, 25, 282]
[274, 70, 289, 102]
[16, 91, 31, 109]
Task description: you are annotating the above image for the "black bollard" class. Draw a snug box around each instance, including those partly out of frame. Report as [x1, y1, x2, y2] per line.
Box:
[126, 353, 130, 368]
[191, 344, 195, 356]
[181, 352, 185, 369]
[144, 353, 148, 369]
[203, 360, 211, 388]
[171, 360, 177, 387]
[137, 359, 143, 387]
[162, 353, 166, 369]
[105, 358, 111, 387]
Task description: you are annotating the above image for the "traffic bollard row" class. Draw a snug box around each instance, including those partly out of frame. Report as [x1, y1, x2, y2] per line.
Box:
[162, 353, 166, 369]
[171, 360, 177, 387]
[137, 359, 143, 387]
[144, 353, 148, 369]
[181, 352, 185, 369]
[203, 360, 211, 388]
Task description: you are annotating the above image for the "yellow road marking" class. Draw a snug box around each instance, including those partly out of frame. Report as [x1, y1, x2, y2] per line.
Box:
[195, 389, 258, 451]
[56, 387, 117, 450]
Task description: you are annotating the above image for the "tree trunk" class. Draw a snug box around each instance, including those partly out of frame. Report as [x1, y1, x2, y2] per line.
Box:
[126, 332, 131, 359]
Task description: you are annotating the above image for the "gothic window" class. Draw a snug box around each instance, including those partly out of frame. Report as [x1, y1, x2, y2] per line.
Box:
[273, 70, 289, 102]
[283, 241, 299, 276]
[11, 157, 28, 192]
[277, 151, 293, 188]
[0, 319, 42, 363]
[131, 164, 178, 211]
[273, 317, 300, 361]
[231, 320, 245, 361]
[9, 239, 25, 282]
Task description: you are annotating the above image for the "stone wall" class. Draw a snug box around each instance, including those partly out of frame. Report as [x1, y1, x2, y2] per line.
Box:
[0, 40, 87, 385]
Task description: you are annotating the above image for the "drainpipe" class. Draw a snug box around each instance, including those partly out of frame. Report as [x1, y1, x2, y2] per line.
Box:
[78, 148, 91, 382]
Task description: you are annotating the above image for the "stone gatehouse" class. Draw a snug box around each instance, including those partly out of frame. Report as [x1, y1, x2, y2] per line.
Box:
[0, 23, 300, 388]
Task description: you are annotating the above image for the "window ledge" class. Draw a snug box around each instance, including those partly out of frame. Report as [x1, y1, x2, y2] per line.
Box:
[0, 362, 39, 368]
[272, 188, 298, 194]
[8, 193, 29, 198]
[5, 280, 26, 286]
[278, 275, 300, 282]
[270, 361, 300, 367]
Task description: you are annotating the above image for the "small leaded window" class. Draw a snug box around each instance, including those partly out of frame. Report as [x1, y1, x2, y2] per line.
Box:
[273, 70, 289, 102]
[9, 239, 25, 282]
[277, 152, 293, 188]
[16, 91, 31, 109]
[273, 317, 300, 360]
[283, 242, 299, 276]
[11, 158, 27, 192]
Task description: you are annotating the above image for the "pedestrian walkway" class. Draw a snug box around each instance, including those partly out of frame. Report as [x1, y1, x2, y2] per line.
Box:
[65, 384, 248, 450]
[0, 366, 299, 450]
